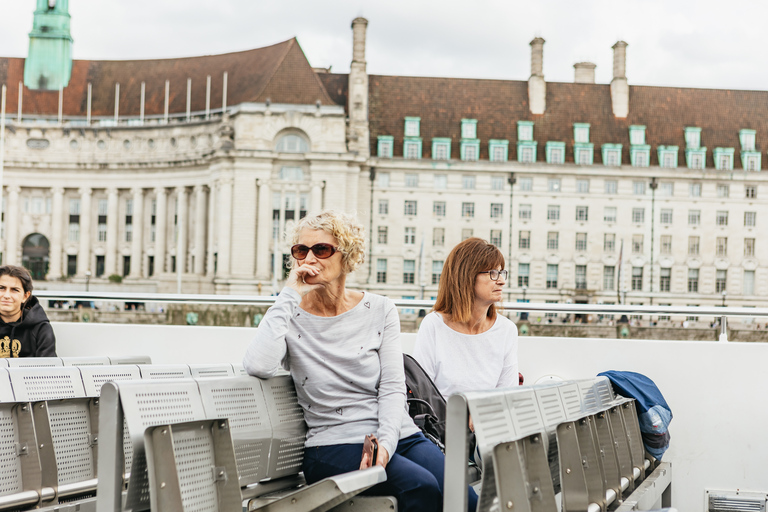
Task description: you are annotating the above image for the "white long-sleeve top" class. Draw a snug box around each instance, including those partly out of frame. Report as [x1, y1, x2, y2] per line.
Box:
[243, 287, 418, 457]
[413, 311, 519, 397]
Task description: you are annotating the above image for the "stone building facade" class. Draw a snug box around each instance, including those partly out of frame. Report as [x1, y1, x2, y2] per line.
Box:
[0, 16, 766, 313]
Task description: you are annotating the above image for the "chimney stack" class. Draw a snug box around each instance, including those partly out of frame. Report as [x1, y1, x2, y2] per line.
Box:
[574, 62, 596, 83]
[348, 17, 370, 156]
[528, 37, 546, 115]
[610, 41, 629, 118]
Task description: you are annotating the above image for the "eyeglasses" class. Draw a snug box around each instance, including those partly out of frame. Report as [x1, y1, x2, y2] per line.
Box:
[478, 269, 508, 281]
[290, 243, 340, 260]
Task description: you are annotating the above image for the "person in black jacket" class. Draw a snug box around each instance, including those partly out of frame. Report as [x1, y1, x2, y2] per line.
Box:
[0, 265, 56, 357]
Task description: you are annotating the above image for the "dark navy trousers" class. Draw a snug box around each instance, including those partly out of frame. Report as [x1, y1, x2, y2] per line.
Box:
[302, 432, 479, 512]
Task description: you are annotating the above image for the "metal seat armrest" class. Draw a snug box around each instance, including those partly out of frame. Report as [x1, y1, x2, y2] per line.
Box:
[247, 466, 386, 512]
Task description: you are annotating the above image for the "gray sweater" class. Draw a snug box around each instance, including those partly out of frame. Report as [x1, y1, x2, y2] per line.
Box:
[243, 287, 419, 457]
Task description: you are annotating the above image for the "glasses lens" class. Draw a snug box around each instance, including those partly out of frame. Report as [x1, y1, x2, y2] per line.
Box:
[489, 270, 507, 280]
[311, 244, 334, 258]
[291, 244, 309, 259]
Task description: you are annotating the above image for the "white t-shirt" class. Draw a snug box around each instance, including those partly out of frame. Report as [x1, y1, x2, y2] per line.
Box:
[413, 311, 519, 397]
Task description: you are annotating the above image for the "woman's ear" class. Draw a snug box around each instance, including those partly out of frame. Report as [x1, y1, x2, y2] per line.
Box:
[22, 291, 31, 304]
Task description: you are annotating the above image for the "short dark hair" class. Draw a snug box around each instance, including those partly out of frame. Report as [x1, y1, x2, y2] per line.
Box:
[0, 266, 34, 294]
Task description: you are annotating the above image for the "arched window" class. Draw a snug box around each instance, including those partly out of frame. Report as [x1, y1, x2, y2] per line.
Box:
[275, 133, 310, 153]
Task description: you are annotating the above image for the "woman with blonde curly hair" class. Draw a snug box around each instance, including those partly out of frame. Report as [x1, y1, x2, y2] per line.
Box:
[244, 210, 475, 512]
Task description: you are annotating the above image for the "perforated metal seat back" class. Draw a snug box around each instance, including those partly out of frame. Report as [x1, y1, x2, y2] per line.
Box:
[46, 398, 96, 485]
[261, 375, 307, 479]
[119, 379, 207, 512]
[189, 364, 235, 379]
[506, 389, 545, 438]
[197, 376, 272, 486]
[62, 356, 111, 367]
[138, 364, 192, 380]
[6, 357, 63, 368]
[8, 367, 86, 401]
[0, 404, 24, 495]
[557, 383, 583, 421]
[109, 355, 152, 365]
[535, 386, 567, 429]
[79, 365, 142, 397]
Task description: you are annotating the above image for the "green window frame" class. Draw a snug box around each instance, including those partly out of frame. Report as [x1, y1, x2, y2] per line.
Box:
[431, 138, 452, 161]
[629, 125, 646, 146]
[377, 135, 394, 158]
[460, 140, 480, 161]
[739, 129, 756, 151]
[403, 138, 422, 159]
[546, 141, 566, 164]
[517, 121, 534, 142]
[630, 146, 650, 167]
[573, 123, 590, 143]
[742, 151, 761, 171]
[657, 146, 679, 168]
[714, 148, 735, 171]
[684, 127, 701, 149]
[461, 119, 478, 140]
[404, 117, 421, 137]
[517, 141, 537, 163]
[574, 144, 594, 165]
[685, 148, 706, 169]
[489, 139, 509, 162]
[601, 144, 623, 166]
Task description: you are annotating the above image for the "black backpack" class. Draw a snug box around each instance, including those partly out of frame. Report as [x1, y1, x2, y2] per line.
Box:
[403, 354, 447, 451]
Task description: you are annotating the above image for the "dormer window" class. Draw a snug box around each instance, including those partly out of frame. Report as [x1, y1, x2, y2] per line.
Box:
[629, 125, 646, 146]
[574, 123, 590, 143]
[516, 121, 537, 163]
[658, 146, 679, 169]
[740, 129, 756, 151]
[714, 148, 734, 171]
[518, 121, 534, 142]
[573, 123, 593, 165]
[489, 140, 509, 162]
[377, 136, 393, 158]
[601, 144, 622, 166]
[404, 117, 421, 137]
[403, 139, 422, 159]
[687, 152, 704, 170]
[432, 138, 451, 160]
[546, 141, 565, 164]
[685, 127, 701, 149]
[629, 125, 650, 167]
[683, 127, 706, 169]
[739, 130, 760, 171]
[461, 119, 477, 139]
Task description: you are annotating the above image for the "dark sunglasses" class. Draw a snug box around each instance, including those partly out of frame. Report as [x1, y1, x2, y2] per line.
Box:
[290, 243, 340, 260]
[478, 269, 508, 281]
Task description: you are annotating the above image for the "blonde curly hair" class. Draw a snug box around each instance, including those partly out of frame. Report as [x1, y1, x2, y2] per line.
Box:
[289, 210, 366, 274]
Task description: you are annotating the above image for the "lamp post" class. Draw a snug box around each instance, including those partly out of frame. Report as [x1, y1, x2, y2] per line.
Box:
[85, 270, 91, 292]
[520, 285, 528, 320]
[721, 289, 727, 307]
[522, 285, 527, 302]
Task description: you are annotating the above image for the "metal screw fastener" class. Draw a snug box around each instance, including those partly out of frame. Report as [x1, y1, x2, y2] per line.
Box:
[506, 501, 514, 509]
[218, 471, 224, 477]
[567, 424, 572, 430]
[160, 482, 166, 489]
[21, 406, 27, 411]
[162, 429, 167, 435]
[291, 498, 296, 504]
[566, 468, 571, 474]
[348, 501, 354, 506]
[532, 436, 539, 443]
[39, 404, 44, 409]
[201, 425, 205, 430]
[39, 444, 44, 448]
[506, 445, 512, 451]
[533, 486, 539, 494]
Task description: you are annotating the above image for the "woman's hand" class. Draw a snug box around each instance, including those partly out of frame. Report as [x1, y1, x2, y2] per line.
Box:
[285, 263, 323, 297]
[359, 445, 390, 470]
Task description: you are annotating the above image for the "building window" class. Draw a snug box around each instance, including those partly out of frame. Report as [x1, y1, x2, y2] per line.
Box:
[519, 231, 531, 249]
[403, 260, 415, 284]
[688, 210, 701, 226]
[462, 202, 475, 218]
[547, 205, 560, 221]
[658, 183, 674, 196]
[433, 228, 445, 247]
[461, 142, 479, 161]
[745, 185, 757, 199]
[434, 174, 447, 189]
[658, 146, 679, 168]
[377, 172, 390, 188]
[743, 154, 761, 171]
[547, 232, 559, 250]
[632, 208, 645, 224]
[433, 201, 446, 217]
[490, 203, 503, 219]
[405, 173, 419, 187]
[404, 140, 422, 159]
[546, 264, 558, 289]
[575, 206, 588, 222]
[744, 211, 756, 227]
[602, 144, 622, 166]
[122, 256, 131, 277]
[548, 178, 561, 192]
[660, 235, 672, 254]
[715, 270, 727, 293]
[518, 177, 533, 191]
[68, 222, 79, 242]
[685, 127, 701, 149]
[518, 263, 530, 287]
[276, 134, 309, 153]
[744, 270, 755, 295]
[432, 138, 451, 160]
[519, 204, 532, 220]
[96, 255, 105, 277]
[462, 175, 476, 189]
[688, 269, 699, 292]
[629, 125, 646, 145]
[714, 148, 735, 170]
[688, 236, 700, 255]
[575, 265, 587, 289]
[378, 199, 389, 215]
[632, 181, 646, 195]
[744, 238, 755, 257]
[576, 179, 590, 193]
[716, 184, 730, 198]
[546, 141, 565, 164]
[660, 209, 673, 225]
[491, 176, 505, 190]
[517, 121, 534, 141]
[575, 233, 587, 251]
[489, 140, 509, 162]
[575, 147, 593, 165]
[631, 267, 643, 291]
[431, 260, 444, 285]
[490, 230, 502, 247]
[716, 237, 727, 256]
[67, 255, 77, 276]
[460, 118, 477, 139]
[740, 129, 756, 151]
[574, 123, 590, 143]
[687, 151, 705, 170]
[603, 266, 615, 290]
[659, 268, 671, 292]
[376, 259, 387, 283]
[604, 233, 616, 252]
[461, 228, 473, 241]
[125, 224, 133, 243]
[404, 200, 417, 216]
[377, 136, 393, 158]
[632, 234, 644, 254]
[404, 117, 420, 137]
[404, 227, 416, 245]
[518, 145, 536, 163]
[377, 226, 388, 244]
[604, 207, 617, 223]
[716, 211, 728, 226]
[632, 149, 650, 167]
[689, 183, 702, 197]
[98, 223, 107, 242]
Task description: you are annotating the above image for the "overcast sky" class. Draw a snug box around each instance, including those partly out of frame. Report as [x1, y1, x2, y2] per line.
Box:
[1, 0, 765, 91]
